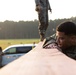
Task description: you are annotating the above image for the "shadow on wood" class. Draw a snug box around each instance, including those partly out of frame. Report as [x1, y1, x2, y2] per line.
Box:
[0, 42, 76, 75]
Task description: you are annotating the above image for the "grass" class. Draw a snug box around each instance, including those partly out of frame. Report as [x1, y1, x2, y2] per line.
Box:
[0, 39, 40, 50]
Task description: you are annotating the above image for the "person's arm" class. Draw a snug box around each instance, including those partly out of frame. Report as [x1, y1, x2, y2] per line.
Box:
[35, 0, 41, 12]
[43, 37, 62, 51]
[48, 0, 52, 13]
[35, 0, 40, 6]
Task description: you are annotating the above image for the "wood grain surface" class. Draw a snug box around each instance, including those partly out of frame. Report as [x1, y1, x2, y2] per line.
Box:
[0, 42, 76, 75]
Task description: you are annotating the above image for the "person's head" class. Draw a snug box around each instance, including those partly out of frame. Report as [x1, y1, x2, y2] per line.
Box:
[56, 21, 76, 49]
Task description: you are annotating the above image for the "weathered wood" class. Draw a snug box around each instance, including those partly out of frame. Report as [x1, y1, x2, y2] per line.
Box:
[0, 42, 76, 75]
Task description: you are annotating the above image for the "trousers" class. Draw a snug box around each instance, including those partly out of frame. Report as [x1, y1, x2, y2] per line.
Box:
[38, 8, 48, 34]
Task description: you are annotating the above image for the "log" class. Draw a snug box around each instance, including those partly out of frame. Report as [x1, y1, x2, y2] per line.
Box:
[0, 42, 76, 75]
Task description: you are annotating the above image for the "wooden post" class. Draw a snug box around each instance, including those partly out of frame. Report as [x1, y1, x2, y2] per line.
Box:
[0, 42, 76, 75]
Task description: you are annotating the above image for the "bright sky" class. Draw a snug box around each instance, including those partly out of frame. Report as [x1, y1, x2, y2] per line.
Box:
[0, 0, 76, 22]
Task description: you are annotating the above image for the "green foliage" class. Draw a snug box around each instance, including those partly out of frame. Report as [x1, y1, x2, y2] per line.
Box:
[0, 17, 76, 39]
[0, 39, 39, 50]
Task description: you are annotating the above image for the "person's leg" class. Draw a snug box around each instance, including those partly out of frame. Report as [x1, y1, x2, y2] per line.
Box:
[38, 9, 48, 41]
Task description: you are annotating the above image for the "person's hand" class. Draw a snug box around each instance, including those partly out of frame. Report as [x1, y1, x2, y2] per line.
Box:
[50, 9, 52, 13]
[35, 5, 41, 12]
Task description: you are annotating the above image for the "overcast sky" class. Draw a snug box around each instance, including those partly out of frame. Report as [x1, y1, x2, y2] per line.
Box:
[0, 0, 75, 21]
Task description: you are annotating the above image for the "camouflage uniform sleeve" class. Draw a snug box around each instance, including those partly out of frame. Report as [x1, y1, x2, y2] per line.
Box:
[35, 0, 40, 6]
[48, 0, 52, 12]
[43, 37, 56, 48]
[67, 50, 76, 60]
[43, 37, 62, 51]
[73, 48, 76, 60]
[66, 53, 76, 60]
[63, 47, 76, 60]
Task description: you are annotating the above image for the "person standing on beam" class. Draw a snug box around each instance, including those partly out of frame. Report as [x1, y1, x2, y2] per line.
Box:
[35, 0, 52, 41]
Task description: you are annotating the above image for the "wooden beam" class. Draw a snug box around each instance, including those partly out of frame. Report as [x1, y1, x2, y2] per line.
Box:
[0, 42, 76, 75]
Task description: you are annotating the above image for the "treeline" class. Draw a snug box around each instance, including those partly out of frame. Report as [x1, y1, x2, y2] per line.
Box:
[0, 17, 76, 39]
